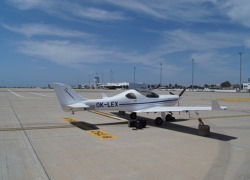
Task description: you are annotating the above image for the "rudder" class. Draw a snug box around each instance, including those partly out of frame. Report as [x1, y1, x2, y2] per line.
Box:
[51, 83, 87, 111]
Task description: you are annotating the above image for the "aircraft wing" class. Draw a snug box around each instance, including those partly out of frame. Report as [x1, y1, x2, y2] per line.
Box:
[134, 100, 227, 113]
[134, 106, 211, 113]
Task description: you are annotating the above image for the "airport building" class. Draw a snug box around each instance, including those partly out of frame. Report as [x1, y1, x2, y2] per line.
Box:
[243, 82, 250, 92]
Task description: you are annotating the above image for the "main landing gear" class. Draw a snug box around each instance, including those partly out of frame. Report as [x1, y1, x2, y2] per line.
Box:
[129, 112, 210, 136]
[155, 112, 175, 126]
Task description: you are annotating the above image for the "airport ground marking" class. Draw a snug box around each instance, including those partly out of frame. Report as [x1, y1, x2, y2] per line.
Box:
[0, 125, 73, 131]
[62, 117, 118, 139]
[218, 98, 250, 102]
[88, 110, 127, 121]
[62, 117, 78, 123]
[29, 92, 53, 97]
[87, 130, 117, 139]
[190, 114, 250, 120]
[7, 90, 25, 98]
[62, 117, 96, 130]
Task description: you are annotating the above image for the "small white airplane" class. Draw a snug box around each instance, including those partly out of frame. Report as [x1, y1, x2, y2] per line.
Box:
[51, 83, 227, 129]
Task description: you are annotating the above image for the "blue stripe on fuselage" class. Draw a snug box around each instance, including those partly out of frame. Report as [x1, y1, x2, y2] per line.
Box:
[119, 99, 177, 106]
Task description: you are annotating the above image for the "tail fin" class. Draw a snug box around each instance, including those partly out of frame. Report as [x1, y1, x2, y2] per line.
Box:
[51, 83, 87, 111]
[211, 100, 228, 110]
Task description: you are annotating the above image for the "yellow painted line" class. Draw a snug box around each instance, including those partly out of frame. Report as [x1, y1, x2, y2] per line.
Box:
[0, 125, 73, 131]
[62, 117, 97, 130]
[62, 117, 77, 123]
[88, 110, 127, 121]
[62, 118, 117, 139]
[87, 130, 117, 139]
[218, 98, 250, 102]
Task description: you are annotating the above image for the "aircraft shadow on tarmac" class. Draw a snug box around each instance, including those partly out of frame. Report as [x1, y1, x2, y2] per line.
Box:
[110, 112, 237, 142]
[69, 120, 128, 131]
[69, 112, 237, 142]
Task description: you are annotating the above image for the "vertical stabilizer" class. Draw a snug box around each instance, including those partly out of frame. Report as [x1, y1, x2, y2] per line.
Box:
[51, 83, 87, 110]
[211, 100, 221, 110]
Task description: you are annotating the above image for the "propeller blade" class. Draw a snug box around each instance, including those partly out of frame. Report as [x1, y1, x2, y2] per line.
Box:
[179, 88, 186, 97]
[169, 92, 175, 95]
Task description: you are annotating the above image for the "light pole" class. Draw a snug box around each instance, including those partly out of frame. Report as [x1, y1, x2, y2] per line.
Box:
[239, 52, 243, 92]
[134, 66, 136, 84]
[192, 59, 194, 91]
[110, 70, 113, 83]
[160, 63, 162, 86]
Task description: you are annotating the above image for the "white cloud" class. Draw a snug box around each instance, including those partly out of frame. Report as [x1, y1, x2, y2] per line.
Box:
[105, 0, 218, 22]
[160, 29, 243, 53]
[211, 0, 250, 27]
[18, 40, 115, 65]
[16, 39, 183, 78]
[190, 51, 239, 82]
[2, 23, 91, 38]
[7, 0, 53, 10]
[72, 7, 126, 21]
[7, 0, 127, 21]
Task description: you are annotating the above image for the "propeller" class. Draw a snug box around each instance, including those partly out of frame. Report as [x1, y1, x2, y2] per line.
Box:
[169, 92, 175, 95]
[178, 87, 186, 97]
[169, 88, 186, 115]
[169, 87, 186, 97]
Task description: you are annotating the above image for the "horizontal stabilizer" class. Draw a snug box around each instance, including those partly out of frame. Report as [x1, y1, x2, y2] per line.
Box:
[212, 100, 227, 110]
[101, 93, 108, 99]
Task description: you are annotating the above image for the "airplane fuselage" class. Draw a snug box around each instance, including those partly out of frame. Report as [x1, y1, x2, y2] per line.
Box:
[82, 90, 179, 112]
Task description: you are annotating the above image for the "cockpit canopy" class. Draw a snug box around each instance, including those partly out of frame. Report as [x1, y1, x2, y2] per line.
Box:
[125, 93, 137, 99]
[139, 90, 159, 98]
[125, 90, 159, 100]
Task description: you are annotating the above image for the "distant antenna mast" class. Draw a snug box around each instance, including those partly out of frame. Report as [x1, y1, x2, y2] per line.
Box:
[239, 52, 243, 92]
[134, 66, 136, 84]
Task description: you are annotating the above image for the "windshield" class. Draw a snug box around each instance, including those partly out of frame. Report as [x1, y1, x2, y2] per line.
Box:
[138, 90, 159, 98]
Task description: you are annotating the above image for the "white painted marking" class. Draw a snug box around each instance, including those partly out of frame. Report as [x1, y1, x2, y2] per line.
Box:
[7, 90, 25, 98]
[29, 92, 53, 97]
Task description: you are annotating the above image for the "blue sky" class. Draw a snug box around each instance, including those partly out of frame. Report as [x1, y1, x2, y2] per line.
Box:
[1, 0, 250, 87]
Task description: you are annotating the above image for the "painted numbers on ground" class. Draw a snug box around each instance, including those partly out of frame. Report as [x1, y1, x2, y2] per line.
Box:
[87, 130, 117, 139]
[62, 117, 77, 123]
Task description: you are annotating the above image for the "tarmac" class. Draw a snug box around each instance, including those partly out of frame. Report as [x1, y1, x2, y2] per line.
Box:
[0, 88, 250, 180]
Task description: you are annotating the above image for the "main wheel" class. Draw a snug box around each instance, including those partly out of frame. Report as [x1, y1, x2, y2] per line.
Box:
[165, 114, 172, 121]
[130, 112, 137, 120]
[155, 117, 163, 126]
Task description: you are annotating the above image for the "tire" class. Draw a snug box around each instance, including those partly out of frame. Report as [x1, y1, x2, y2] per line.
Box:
[170, 116, 176, 121]
[155, 117, 163, 126]
[165, 114, 172, 121]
